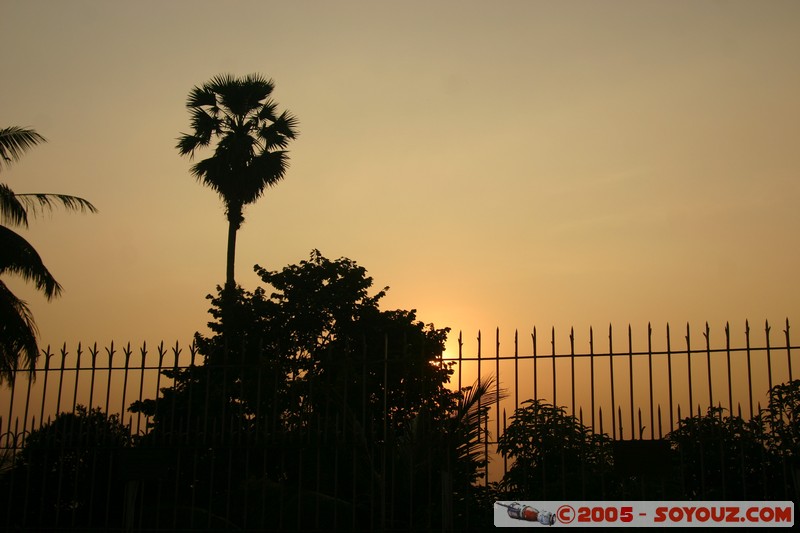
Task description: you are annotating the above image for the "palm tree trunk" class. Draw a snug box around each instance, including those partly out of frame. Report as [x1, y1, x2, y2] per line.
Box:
[225, 200, 245, 291]
[225, 217, 237, 291]
[222, 205, 242, 343]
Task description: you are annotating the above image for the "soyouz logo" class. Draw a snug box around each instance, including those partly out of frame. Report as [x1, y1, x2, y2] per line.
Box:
[494, 501, 794, 527]
[495, 502, 556, 525]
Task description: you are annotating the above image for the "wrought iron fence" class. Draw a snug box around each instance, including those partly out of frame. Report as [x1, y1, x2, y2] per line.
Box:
[448, 319, 798, 485]
[2, 341, 198, 446]
[1, 319, 798, 531]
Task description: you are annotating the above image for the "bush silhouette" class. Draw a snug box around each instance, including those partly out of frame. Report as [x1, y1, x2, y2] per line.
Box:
[667, 406, 779, 500]
[1, 405, 130, 529]
[497, 399, 613, 500]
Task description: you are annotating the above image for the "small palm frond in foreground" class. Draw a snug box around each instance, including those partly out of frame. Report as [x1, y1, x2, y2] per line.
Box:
[451, 375, 508, 474]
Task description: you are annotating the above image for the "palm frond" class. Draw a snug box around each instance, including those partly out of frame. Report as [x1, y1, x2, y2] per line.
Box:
[10, 193, 97, 222]
[239, 74, 275, 106]
[2, 186, 97, 228]
[191, 157, 226, 193]
[246, 150, 290, 190]
[455, 375, 507, 425]
[189, 108, 221, 140]
[177, 133, 205, 157]
[259, 112, 300, 150]
[0, 127, 47, 170]
[242, 73, 275, 91]
[451, 375, 508, 468]
[206, 73, 238, 94]
[257, 99, 279, 122]
[0, 183, 29, 227]
[277, 111, 300, 138]
[211, 74, 274, 118]
[0, 280, 39, 383]
[186, 85, 218, 109]
[0, 225, 62, 299]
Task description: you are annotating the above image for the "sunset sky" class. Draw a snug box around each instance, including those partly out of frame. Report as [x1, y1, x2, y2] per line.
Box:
[2, 0, 799, 361]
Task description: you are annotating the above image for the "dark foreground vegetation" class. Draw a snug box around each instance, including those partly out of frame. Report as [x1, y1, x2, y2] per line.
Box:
[1, 251, 798, 531]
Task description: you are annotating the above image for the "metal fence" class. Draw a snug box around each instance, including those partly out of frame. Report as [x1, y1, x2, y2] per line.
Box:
[1, 319, 798, 530]
[448, 319, 797, 484]
[2, 341, 200, 447]
[5, 320, 795, 443]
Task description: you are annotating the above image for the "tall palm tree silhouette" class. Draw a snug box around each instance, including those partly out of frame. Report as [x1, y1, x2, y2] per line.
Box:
[0, 127, 97, 382]
[176, 74, 298, 292]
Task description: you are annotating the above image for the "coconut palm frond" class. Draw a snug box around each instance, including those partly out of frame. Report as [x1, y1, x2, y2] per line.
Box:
[11, 193, 98, 220]
[0, 183, 29, 227]
[0, 125, 94, 382]
[0, 280, 39, 383]
[0, 225, 62, 299]
[0, 126, 47, 170]
[1, 183, 97, 228]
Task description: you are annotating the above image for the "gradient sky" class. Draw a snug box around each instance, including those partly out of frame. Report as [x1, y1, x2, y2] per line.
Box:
[2, 0, 799, 360]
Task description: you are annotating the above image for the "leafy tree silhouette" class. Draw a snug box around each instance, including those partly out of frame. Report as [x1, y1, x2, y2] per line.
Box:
[130, 251, 494, 530]
[0, 126, 97, 382]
